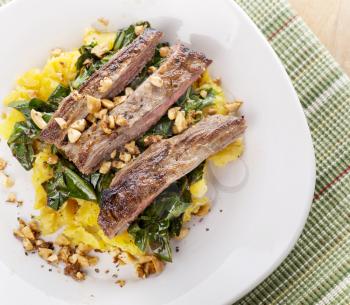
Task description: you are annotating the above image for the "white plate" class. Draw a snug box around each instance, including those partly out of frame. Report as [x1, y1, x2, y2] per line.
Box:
[0, 0, 315, 304]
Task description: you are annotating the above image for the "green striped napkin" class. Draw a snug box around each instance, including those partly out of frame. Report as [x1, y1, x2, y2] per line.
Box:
[234, 1, 350, 304]
[1, 0, 349, 304]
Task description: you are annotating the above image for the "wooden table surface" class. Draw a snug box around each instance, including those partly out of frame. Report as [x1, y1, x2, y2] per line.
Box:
[289, 0, 350, 76]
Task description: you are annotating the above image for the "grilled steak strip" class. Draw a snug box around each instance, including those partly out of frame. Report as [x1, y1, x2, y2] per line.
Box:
[98, 114, 246, 237]
[40, 28, 163, 145]
[63, 43, 212, 174]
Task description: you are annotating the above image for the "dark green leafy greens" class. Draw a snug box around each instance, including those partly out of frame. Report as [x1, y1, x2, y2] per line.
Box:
[6, 85, 70, 170]
[128, 178, 191, 262]
[43, 160, 97, 210]
[176, 87, 215, 113]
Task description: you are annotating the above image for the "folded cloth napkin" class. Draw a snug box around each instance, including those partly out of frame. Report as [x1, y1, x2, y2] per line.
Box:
[234, 1, 350, 304]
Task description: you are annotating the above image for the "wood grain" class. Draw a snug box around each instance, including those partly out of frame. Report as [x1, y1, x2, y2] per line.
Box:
[289, 0, 350, 75]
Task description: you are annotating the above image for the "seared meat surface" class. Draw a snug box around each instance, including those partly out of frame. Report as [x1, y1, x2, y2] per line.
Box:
[99, 114, 246, 237]
[63, 43, 212, 174]
[40, 28, 163, 145]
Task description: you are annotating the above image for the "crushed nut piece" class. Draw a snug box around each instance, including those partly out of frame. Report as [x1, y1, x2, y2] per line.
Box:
[99, 77, 113, 93]
[115, 115, 128, 127]
[22, 226, 35, 240]
[47, 154, 58, 165]
[58, 246, 71, 263]
[159, 46, 170, 57]
[125, 87, 134, 96]
[173, 110, 188, 134]
[98, 17, 109, 26]
[77, 254, 90, 268]
[207, 107, 217, 115]
[54, 117, 68, 129]
[200, 90, 207, 98]
[67, 128, 82, 143]
[55, 234, 70, 246]
[0, 158, 7, 170]
[95, 108, 108, 120]
[108, 115, 115, 129]
[47, 253, 59, 264]
[64, 263, 85, 281]
[86, 95, 102, 114]
[113, 95, 127, 105]
[77, 243, 92, 255]
[3, 175, 14, 188]
[174, 227, 189, 240]
[91, 44, 109, 58]
[110, 150, 117, 159]
[147, 66, 157, 74]
[88, 256, 99, 266]
[134, 25, 145, 36]
[112, 161, 125, 169]
[6, 192, 17, 203]
[86, 113, 96, 123]
[195, 202, 211, 216]
[149, 75, 163, 87]
[101, 99, 115, 110]
[100, 120, 112, 134]
[99, 161, 112, 174]
[144, 135, 163, 146]
[51, 48, 63, 57]
[124, 141, 140, 155]
[38, 248, 54, 260]
[22, 238, 34, 251]
[30, 109, 47, 129]
[116, 279, 126, 287]
[225, 101, 242, 113]
[167, 107, 181, 120]
[70, 119, 87, 132]
[119, 152, 131, 163]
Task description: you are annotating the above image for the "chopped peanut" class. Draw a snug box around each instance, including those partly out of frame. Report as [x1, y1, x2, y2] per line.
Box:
[134, 25, 145, 36]
[149, 75, 163, 87]
[119, 152, 131, 163]
[0, 158, 7, 170]
[200, 90, 207, 98]
[76, 243, 92, 255]
[99, 77, 113, 93]
[51, 48, 62, 57]
[115, 115, 128, 127]
[70, 119, 87, 132]
[22, 238, 34, 251]
[147, 66, 157, 74]
[225, 101, 242, 113]
[86, 113, 96, 123]
[54, 117, 67, 129]
[113, 95, 127, 105]
[108, 115, 115, 129]
[173, 110, 188, 134]
[125, 87, 134, 96]
[55, 234, 70, 246]
[144, 135, 163, 146]
[95, 108, 108, 119]
[100, 120, 112, 134]
[97, 17, 109, 26]
[112, 161, 125, 169]
[207, 107, 217, 115]
[22, 226, 35, 240]
[47, 253, 59, 264]
[195, 202, 211, 216]
[67, 128, 82, 143]
[86, 95, 102, 113]
[91, 44, 109, 58]
[159, 46, 170, 57]
[6, 192, 17, 203]
[110, 150, 117, 159]
[167, 107, 181, 120]
[99, 161, 111, 174]
[38, 248, 54, 260]
[47, 154, 59, 165]
[116, 279, 126, 287]
[101, 99, 115, 109]
[30, 109, 47, 129]
[174, 227, 189, 240]
[58, 246, 71, 263]
[124, 141, 140, 155]
[3, 175, 14, 188]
